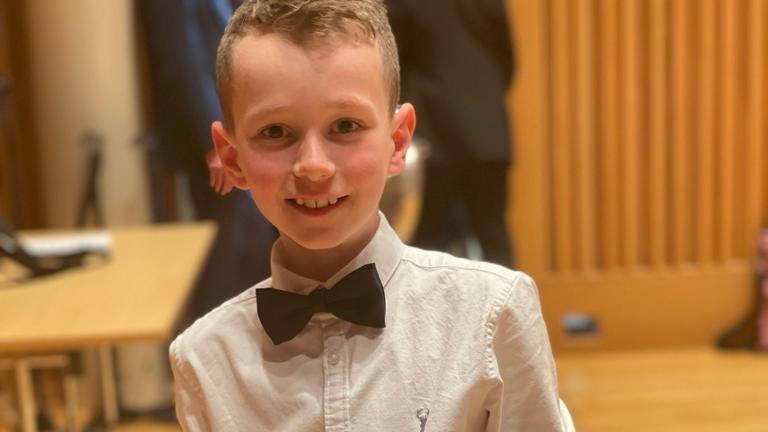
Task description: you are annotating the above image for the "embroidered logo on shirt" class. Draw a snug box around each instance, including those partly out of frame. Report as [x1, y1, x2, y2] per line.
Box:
[416, 407, 430, 432]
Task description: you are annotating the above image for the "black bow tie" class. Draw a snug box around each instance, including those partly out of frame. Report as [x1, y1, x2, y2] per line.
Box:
[256, 263, 386, 345]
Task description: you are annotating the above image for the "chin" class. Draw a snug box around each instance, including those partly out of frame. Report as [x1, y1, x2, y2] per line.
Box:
[279, 208, 380, 252]
[289, 229, 348, 251]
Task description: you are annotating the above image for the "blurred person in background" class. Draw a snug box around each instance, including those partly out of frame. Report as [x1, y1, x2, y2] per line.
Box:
[386, 0, 514, 266]
[138, 0, 276, 325]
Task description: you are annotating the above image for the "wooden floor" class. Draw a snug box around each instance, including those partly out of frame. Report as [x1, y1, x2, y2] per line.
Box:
[6, 346, 767, 431]
[116, 347, 768, 432]
[556, 347, 768, 432]
[116, 421, 178, 432]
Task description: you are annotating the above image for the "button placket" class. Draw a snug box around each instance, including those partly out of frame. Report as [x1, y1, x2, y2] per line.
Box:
[322, 321, 349, 431]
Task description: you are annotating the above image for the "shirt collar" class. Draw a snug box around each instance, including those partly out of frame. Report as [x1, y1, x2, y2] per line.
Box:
[269, 211, 404, 295]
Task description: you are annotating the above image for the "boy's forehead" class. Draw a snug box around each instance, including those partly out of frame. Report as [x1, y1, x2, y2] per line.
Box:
[228, 31, 390, 118]
[230, 32, 382, 86]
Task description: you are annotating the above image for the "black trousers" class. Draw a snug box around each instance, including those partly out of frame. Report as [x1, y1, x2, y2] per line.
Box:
[411, 160, 513, 267]
[179, 188, 276, 332]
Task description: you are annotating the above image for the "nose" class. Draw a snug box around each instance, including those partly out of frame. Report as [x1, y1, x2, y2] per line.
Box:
[292, 133, 336, 181]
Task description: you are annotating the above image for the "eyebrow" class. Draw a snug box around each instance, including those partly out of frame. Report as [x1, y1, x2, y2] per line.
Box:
[242, 95, 377, 124]
[326, 96, 376, 113]
[243, 103, 292, 122]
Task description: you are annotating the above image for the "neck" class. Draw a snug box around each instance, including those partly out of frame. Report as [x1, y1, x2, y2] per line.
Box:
[277, 213, 380, 282]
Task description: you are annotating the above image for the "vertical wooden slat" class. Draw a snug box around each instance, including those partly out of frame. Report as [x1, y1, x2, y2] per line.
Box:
[732, 0, 748, 259]
[620, 0, 641, 268]
[671, 0, 693, 266]
[550, 0, 575, 273]
[747, 0, 765, 254]
[765, 11, 768, 229]
[696, 0, 717, 263]
[718, 0, 739, 262]
[648, 0, 668, 268]
[575, 0, 596, 272]
[598, 0, 621, 271]
[508, 0, 552, 275]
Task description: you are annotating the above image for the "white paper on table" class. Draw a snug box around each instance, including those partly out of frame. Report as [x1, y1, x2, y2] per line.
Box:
[22, 232, 112, 256]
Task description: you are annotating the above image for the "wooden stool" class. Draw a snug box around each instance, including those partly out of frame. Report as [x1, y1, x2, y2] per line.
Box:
[0, 355, 79, 432]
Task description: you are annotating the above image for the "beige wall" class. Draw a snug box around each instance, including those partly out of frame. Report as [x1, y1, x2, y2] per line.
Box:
[25, 0, 149, 227]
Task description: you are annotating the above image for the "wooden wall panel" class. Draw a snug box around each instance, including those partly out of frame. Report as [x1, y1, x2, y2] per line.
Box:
[509, 0, 767, 351]
[509, 0, 551, 275]
[620, 0, 642, 270]
[550, 0, 576, 273]
[648, 0, 668, 269]
[696, 0, 718, 264]
[597, 0, 621, 271]
[575, 0, 597, 272]
[670, 0, 694, 266]
[0, 0, 43, 228]
[0, 10, 8, 219]
[747, 0, 766, 253]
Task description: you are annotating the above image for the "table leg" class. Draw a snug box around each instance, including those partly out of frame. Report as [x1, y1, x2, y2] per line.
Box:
[63, 371, 80, 432]
[98, 346, 119, 429]
[14, 360, 37, 432]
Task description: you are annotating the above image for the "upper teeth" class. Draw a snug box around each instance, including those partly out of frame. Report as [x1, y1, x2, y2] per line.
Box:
[295, 198, 340, 208]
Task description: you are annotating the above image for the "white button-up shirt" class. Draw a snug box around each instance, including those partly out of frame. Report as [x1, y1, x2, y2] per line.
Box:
[170, 215, 567, 431]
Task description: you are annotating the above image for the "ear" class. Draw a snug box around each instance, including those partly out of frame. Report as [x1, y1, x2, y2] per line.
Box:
[387, 102, 416, 176]
[211, 121, 248, 189]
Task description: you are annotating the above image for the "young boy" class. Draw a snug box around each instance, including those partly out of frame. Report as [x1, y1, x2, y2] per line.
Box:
[170, 0, 570, 430]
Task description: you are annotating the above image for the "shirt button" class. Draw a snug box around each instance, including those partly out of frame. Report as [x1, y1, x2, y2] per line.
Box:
[328, 351, 340, 365]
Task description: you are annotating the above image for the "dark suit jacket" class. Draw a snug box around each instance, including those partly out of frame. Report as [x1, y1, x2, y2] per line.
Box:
[387, 0, 514, 163]
[137, 0, 236, 175]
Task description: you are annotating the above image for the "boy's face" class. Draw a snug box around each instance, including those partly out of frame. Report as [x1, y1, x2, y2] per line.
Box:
[213, 32, 415, 252]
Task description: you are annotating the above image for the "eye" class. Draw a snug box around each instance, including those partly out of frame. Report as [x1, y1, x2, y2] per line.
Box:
[260, 124, 289, 139]
[331, 119, 361, 134]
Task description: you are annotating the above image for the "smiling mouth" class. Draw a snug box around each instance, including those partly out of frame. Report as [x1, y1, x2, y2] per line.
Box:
[289, 195, 348, 210]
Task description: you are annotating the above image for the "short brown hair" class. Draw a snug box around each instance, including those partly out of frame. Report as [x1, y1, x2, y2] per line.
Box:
[216, 0, 400, 130]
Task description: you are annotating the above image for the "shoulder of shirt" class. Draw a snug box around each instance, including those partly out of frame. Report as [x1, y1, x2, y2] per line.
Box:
[170, 276, 273, 359]
[397, 245, 541, 324]
[399, 244, 536, 291]
[396, 245, 544, 376]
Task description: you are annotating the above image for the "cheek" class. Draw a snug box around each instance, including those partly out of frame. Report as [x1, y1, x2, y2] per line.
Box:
[239, 152, 287, 190]
[339, 139, 391, 177]
[343, 151, 388, 184]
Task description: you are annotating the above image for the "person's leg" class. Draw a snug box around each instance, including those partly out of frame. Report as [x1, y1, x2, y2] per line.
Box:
[226, 192, 276, 292]
[182, 190, 276, 326]
[461, 161, 513, 267]
[187, 164, 222, 221]
[410, 161, 460, 252]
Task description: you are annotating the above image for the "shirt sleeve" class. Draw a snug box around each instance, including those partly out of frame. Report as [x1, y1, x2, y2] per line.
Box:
[169, 336, 214, 432]
[485, 273, 566, 431]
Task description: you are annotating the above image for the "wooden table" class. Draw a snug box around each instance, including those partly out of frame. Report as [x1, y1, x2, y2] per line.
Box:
[0, 222, 215, 431]
[557, 347, 768, 432]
